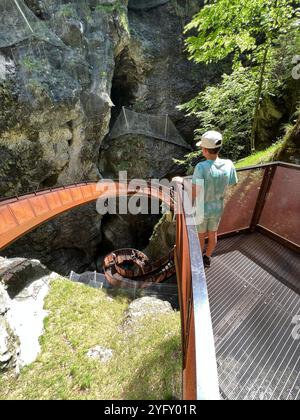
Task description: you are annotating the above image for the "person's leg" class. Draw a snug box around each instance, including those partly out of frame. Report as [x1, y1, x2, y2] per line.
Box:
[205, 216, 221, 258]
[205, 231, 218, 257]
[198, 232, 206, 253]
[197, 219, 208, 253]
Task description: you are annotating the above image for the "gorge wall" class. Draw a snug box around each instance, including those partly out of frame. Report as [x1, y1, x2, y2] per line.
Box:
[1, 0, 216, 273]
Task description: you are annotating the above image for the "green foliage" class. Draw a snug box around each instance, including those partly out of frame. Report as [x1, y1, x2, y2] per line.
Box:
[21, 56, 42, 72]
[180, 67, 257, 161]
[179, 0, 300, 164]
[185, 0, 297, 65]
[58, 4, 76, 18]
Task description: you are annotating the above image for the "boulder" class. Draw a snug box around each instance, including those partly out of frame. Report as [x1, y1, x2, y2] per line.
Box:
[0, 257, 55, 372]
[100, 134, 187, 179]
[86, 346, 113, 363]
[0, 257, 51, 298]
[0, 283, 20, 372]
[124, 296, 173, 326]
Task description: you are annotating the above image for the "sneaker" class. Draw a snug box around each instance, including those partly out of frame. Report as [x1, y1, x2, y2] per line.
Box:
[203, 255, 211, 268]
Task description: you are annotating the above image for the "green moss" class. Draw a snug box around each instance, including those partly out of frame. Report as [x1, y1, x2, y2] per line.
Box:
[58, 4, 76, 18]
[235, 141, 284, 168]
[94, 2, 129, 34]
[95, 1, 122, 13]
[119, 7, 130, 34]
[21, 56, 42, 72]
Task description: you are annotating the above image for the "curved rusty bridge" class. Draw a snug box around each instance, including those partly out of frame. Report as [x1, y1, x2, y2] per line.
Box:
[0, 162, 299, 400]
[0, 181, 172, 250]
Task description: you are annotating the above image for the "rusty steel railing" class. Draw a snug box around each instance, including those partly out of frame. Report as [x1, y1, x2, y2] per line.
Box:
[175, 184, 220, 400]
[173, 161, 299, 400]
[219, 162, 300, 253]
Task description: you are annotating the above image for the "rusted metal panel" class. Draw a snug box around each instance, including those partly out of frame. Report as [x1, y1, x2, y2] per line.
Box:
[68, 186, 84, 202]
[0, 206, 18, 233]
[259, 166, 300, 247]
[57, 189, 74, 205]
[219, 168, 264, 235]
[250, 165, 277, 230]
[256, 226, 300, 255]
[29, 195, 52, 215]
[8, 200, 35, 225]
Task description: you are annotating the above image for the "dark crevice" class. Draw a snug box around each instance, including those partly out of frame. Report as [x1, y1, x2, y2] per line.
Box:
[110, 49, 139, 127]
[41, 173, 59, 188]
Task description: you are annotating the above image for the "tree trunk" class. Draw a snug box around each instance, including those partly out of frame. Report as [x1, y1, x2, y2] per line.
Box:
[250, 46, 269, 152]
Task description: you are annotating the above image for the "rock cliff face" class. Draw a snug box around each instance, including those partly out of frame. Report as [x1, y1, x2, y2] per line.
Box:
[0, 257, 54, 373]
[0, 0, 211, 272]
[1, 0, 208, 196]
[275, 115, 300, 164]
[0, 0, 130, 196]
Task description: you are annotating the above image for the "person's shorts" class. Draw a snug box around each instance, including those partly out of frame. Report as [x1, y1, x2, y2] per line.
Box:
[197, 216, 222, 233]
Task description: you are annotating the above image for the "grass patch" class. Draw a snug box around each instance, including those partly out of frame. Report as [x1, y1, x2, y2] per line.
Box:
[0, 278, 181, 400]
[235, 141, 283, 169]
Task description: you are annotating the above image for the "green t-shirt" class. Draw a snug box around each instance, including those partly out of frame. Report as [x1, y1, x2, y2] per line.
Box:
[192, 158, 238, 218]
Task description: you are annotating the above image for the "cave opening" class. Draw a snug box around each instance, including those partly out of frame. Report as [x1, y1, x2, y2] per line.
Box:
[41, 173, 59, 188]
[110, 49, 139, 127]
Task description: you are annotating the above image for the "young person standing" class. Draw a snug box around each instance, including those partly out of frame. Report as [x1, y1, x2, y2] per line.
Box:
[192, 131, 238, 267]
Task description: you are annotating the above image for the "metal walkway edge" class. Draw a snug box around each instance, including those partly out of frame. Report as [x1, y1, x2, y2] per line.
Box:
[206, 233, 300, 400]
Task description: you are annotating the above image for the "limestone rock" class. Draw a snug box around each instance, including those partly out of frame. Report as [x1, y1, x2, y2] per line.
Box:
[0, 1, 223, 274]
[275, 115, 300, 164]
[87, 346, 113, 363]
[0, 257, 51, 298]
[0, 316, 19, 372]
[100, 134, 187, 179]
[0, 257, 55, 372]
[144, 214, 176, 261]
[0, 283, 20, 372]
[124, 296, 173, 326]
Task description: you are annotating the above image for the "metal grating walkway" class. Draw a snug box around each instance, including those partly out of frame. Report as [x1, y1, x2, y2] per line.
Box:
[206, 233, 300, 400]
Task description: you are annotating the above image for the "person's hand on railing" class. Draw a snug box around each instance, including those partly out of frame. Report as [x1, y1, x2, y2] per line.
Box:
[172, 176, 184, 184]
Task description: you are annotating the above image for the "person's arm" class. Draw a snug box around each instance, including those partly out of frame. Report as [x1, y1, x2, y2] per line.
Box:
[192, 183, 203, 206]
[192, 165, 203, 205]
[229, 163, 238, 186]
